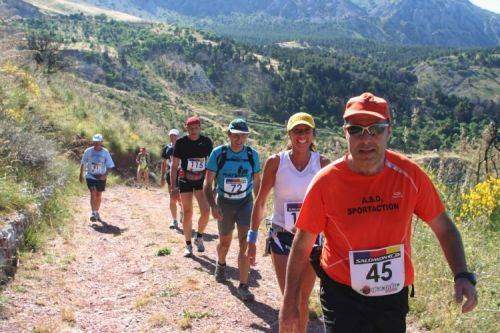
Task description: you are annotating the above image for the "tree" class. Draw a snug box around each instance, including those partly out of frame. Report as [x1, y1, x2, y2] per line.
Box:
[26, 31, 64, 72]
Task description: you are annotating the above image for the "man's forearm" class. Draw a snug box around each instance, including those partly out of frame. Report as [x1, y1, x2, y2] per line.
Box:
[434, 217, 468, 275]
[204, 183, 216, 208]
[283, 243, 310, 307]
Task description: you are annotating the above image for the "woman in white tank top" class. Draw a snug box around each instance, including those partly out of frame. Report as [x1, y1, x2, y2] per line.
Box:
[246, 112, 330, 333]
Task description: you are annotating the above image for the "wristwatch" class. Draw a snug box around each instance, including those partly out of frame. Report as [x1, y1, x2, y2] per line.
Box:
[454, 272, 477, 286]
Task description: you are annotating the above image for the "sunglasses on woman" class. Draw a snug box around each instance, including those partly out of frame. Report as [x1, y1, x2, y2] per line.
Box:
[344, 122, 390, 136]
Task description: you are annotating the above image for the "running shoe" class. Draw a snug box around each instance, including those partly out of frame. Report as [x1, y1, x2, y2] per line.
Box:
[169, 219, 178, 229]
[194, 237, 205, 252]
[183, 244, 193, 257]
[95, 212, 102, 222]
[90, 212, 97, 222]
[214, 262, 226, 282]
[236, 284, 255, 302]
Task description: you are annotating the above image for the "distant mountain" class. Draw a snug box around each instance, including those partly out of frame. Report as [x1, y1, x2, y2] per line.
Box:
[74, 0, 500, 46]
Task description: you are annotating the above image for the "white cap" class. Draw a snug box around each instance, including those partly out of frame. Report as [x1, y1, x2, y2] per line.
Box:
[92, 134, 104, 142]
[168, 129, 180, 136]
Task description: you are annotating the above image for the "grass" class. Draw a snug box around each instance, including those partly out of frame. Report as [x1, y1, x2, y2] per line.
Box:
[148, 313, 168, 328]
[0, 176, 36, 217]
[61, 307, 76, 325]
[410, 220, 499, 332]
[156, 247, 172, 256]
[178, 309, 213, 330]
[159, 284, 180, 298]
[133, 291, 154, 309]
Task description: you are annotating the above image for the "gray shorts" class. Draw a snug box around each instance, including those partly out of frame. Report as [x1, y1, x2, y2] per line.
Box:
[216, 195, 253, 236]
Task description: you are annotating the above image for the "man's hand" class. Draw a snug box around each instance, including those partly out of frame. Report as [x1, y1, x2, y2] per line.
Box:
[211, 205, 223, 221]
[455, 278, 478, 313]
[247, 242, 258, 266]
[79, 174, 83, 184]
[279, 303, 300, 333]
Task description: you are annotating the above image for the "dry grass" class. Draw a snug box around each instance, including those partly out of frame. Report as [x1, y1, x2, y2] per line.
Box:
[148, 313, 168, 328]
[133, 292, 154, 309]
[178, 316, 192, 330]
[61, 307, 76, 325]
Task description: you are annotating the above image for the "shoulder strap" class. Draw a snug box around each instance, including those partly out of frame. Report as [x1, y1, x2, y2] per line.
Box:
[215, 145, 228, 178]
[246, 146, 255, 175]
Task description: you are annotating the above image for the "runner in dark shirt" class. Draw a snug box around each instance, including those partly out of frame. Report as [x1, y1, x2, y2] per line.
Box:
[171, 116, 213, 257]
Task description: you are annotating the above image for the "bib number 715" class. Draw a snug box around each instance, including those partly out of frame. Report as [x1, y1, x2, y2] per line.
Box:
[366, 261, 392, 282]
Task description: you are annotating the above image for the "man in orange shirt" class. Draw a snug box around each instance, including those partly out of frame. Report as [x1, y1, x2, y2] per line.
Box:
[280, 92, 478, 332]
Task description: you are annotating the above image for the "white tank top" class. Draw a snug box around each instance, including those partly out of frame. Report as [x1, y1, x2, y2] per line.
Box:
[272, 150, 321, 232]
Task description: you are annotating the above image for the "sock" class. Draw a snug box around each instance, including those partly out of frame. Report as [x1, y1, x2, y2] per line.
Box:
[217, 262, 226, 266]
[186, 241, 192, 246]
[196, 232, 203, 239]
[238, 282, 247, 288]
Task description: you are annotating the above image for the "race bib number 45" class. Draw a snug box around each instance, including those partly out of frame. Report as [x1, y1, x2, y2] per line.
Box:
[284, 202, 302, 231]
[349, 244, 404, 297]
[187, 158, 206, 172]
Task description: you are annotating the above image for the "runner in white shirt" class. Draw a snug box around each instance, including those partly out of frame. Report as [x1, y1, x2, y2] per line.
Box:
[246, 113, 330, 332]
[79, 134, 115, 222]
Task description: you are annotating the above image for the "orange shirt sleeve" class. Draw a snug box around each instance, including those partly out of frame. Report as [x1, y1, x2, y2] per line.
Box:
[295, 175, 327, 234]
[414, 167, 446, 223]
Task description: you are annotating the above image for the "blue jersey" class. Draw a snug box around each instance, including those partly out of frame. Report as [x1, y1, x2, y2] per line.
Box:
[81, 147, 115, 180]
[206, 145, 261, 200]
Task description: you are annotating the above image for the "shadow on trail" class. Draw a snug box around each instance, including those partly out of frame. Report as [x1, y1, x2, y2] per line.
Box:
[226, 281, 280, 332]
[191, 255, 262, 287]
[90, 221, 128, 236]
[190, 254, 279, 332]
[176, 228, 219, 242]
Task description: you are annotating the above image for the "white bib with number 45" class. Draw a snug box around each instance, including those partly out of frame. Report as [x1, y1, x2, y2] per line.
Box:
[223, 177, 248, 199]
[349, 244, 405, 297]
[187, 158, 206, 172]
[284, 202, 302, 232]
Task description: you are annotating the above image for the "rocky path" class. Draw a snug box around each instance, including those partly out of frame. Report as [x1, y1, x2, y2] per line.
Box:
[0, 185, 325, 332]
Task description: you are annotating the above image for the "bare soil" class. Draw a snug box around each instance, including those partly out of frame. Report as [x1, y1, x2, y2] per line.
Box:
[0, 185, 325, 332]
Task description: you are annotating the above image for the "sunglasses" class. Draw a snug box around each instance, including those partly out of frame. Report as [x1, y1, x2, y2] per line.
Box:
[344, 122, 390, 136]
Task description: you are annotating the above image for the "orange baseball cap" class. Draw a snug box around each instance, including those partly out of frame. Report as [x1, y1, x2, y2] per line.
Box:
[343, 92, 390, 121]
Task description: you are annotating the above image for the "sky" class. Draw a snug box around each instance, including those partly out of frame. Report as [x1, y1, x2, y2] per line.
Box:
[470, 0, 500, 14]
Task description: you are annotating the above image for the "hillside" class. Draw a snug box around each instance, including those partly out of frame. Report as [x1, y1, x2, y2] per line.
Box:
[73, 0, 500, 47]
[414, 52, 500, 104]
[4, 1, 498, 155]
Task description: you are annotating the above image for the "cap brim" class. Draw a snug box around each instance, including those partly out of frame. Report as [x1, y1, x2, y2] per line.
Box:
[229, 129, 250, 134]
[287, 120, 315, 132]
[343, 109, 387, 121]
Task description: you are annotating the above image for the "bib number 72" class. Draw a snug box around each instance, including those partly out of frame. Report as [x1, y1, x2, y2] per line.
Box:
[366, 261, 392, 282]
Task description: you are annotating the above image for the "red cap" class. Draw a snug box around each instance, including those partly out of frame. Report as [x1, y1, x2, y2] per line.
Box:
[185, 116, 200, 126]
[343, 92, 390, 121]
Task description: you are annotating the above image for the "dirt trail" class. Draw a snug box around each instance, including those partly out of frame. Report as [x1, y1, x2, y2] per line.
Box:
[0, 185, 325, 332]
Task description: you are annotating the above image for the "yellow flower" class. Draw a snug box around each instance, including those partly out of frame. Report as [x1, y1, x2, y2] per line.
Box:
[459, 177, 499, 223]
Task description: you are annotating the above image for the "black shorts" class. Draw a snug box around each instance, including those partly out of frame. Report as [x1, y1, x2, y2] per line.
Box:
[178, 178, 204, 193]
[86, 178, 106, 192]
[321, 278, 409, 333]
[269, 231, 322, 256]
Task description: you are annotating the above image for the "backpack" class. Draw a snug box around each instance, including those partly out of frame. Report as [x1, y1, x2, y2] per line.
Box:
[216, 145, 255, 177]
[215, 145, 256, 196]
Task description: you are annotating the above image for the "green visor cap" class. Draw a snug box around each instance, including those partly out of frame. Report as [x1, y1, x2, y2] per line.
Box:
[228, 118, 250, 134]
